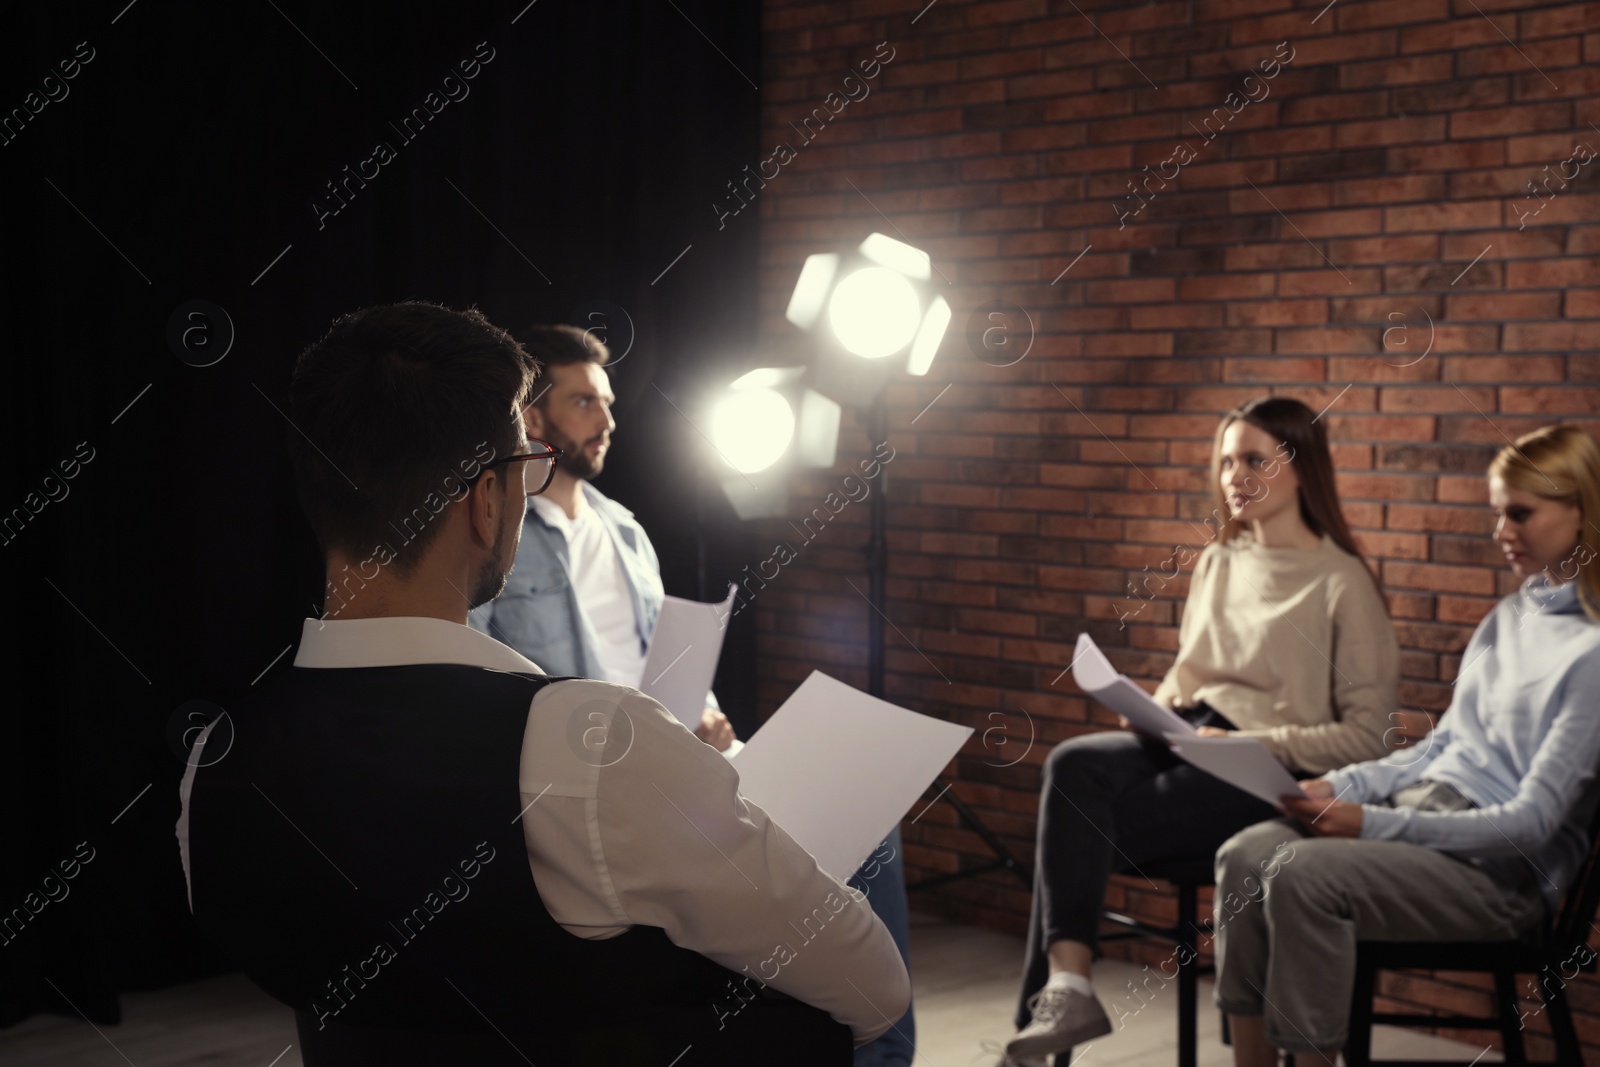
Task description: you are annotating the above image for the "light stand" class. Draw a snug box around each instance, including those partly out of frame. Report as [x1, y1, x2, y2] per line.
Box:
[783, 231, 1030, 893]
[861, 394, 1031, 893]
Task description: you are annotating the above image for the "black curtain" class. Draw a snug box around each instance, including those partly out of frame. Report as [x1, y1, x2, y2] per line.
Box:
[1, 0, 762, 1026]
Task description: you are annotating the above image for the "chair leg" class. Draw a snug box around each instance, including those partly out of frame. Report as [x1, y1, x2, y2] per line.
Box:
[1177, 883, 1198, 1067]
[1542, 975, 1582, 1065]
[1493, 970, 1528, 1065]
[1343, 960, 1375, 1067]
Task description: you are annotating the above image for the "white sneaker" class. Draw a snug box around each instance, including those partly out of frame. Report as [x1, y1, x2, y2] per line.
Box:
[1005, 984, 1113, 1059]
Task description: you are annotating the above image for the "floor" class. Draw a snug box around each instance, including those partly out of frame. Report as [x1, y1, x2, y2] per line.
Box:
[0, 913, 1503, 1066]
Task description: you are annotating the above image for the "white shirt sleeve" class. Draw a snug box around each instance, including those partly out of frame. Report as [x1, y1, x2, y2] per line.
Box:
[519, 681, 909, 1045]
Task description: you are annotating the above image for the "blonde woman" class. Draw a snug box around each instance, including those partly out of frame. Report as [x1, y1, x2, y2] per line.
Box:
[1007, 397, 1400, 1064]
[1216, 424, 1600, 1067]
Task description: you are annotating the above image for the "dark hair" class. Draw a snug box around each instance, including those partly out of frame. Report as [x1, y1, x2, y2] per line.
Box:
[514, 324, 608, 404]
[1212, 396, 1377, 584]
[287, 301, 539, 576]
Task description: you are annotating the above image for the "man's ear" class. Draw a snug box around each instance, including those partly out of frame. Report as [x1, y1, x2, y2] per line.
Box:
[523, 402, 547, 439]
[467, 469, 504, 548]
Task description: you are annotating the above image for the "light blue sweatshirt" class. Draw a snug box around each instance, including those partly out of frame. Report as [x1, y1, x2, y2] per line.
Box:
[1322, 573, 1600, 910]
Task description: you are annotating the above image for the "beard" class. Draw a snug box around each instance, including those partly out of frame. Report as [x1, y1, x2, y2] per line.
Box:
[543, 421, 606, 482]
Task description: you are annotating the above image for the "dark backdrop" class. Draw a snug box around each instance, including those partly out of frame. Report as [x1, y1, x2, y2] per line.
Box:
[1, 0, 763, 1025]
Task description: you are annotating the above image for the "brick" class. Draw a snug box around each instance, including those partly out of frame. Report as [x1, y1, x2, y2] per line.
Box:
[1180, 273, 1277, 300]
[1176, 329, 1274, 356]
[1275, 327, 1382, 353]
[1380, 385, 1497, 412]
[1394, 77, 1511, 111]
[1386, 503, 1500, 533]
[1387, 139, 1506, 171]
[1437, 474, 1490, 503]
[1383, 200, 1503, 232]
[1438, 594, 1500, 624]
[1279, 268, 1384, 295]
[1227, 299, 1330, 326]
[1338, 472, 1438, 500]
[1224, 243, 1332, 271]
[1339, 0, 1451, 30]
[1449, 103, 1575, 139]
[1326, 415, 1438, 441]
[1568, 290, 1600, 317]
[1447, 292, 1564, 320]
[1384, 590, 1437, 618]
[1400, 18, 1505, 53]
[1332, 174, 1449, 205]
[1280, 92, 1392, 124]
[1443, 355, 1565, 381]
[1278, 149, 1388, 182]
[1340, 52, 1455, 86]
[1294, 30, 1400, 65]
[1522, 3, 1600, 36]
[1337, 115, 1450, 147]
[1224, 356, 1328, 379]
[1325, 234, 1441, 263]
[1502, 386, 1600, 413]
[1456, 36, 1581, 76]
[1507, 256, 1600, 289]
[1130, 304, 1227, 329]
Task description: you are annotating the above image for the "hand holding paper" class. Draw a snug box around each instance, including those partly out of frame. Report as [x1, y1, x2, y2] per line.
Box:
[1165, 734, 1309, 811]
[1072, 633, 1307, 809]
[1071, 633, 1195, 737]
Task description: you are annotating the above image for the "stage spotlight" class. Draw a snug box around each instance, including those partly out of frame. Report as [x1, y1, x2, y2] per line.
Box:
[785, 232, 951, 399]
[708, 367, 841, 520]
[711, 383, 794, 475]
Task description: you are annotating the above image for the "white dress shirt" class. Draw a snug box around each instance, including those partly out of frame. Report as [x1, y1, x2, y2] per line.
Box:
[176, 616, 908, 1045]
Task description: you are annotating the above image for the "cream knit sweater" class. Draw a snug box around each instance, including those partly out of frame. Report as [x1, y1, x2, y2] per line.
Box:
[1149, 531, 1399, 775]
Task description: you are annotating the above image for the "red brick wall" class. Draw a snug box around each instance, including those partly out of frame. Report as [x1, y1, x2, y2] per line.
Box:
[753, 0, 1600, 1058]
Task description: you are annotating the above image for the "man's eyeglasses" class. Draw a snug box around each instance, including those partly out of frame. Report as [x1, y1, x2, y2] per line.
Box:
[470, 438, 564, 496]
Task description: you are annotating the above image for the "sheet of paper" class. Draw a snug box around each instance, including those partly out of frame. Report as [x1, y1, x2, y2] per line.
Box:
[638, 583, 738, 729]
[1071, 632, 1196, 737]
[1166, 735, 1309, 810]
[730, 671, 974, 880]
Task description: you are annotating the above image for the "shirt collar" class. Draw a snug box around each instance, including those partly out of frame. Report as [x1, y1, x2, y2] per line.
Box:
[293, 616, 544, 673]
[529, 492, 584, 532]
[1521, 571, 1583, 614]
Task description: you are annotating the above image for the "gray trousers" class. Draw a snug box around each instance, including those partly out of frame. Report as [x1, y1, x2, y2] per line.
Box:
[1212, 784, 1547, 1054]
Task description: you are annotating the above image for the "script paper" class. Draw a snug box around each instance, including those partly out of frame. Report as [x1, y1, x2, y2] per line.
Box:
[638, 584, 738, 729]
[1071, 632, 1196, 737]
[1167, 735, 1309, 810]
[730, 671, 974, 880]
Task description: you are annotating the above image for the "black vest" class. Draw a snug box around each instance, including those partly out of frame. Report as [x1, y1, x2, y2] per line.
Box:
[189, 665, 850, 1066]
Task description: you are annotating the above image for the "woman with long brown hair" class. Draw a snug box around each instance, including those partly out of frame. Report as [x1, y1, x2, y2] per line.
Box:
[1005, 396, 1400, 1065]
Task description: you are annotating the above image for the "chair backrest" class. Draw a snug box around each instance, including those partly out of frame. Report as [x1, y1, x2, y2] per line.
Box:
[1549, 780, 1600, 952]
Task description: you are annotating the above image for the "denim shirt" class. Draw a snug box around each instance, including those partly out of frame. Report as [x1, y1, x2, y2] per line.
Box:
[469, 481, 664, 679]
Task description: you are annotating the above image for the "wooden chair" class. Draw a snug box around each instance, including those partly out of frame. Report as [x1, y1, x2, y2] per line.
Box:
[1073, 857, 1217, 1067]
[1341, 804, 1600, 1066]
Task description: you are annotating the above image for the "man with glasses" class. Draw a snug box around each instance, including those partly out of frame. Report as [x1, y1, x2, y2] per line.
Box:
[470, 323, 735, 750]
[175, 302, 908, 1065]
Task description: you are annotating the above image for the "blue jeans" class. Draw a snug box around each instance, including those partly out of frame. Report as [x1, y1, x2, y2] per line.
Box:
[848, 826, 915, 1067]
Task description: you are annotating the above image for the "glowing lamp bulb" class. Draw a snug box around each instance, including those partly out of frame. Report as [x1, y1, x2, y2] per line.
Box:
[711, 387, 795, 474]
[826, 267, 921, 359]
